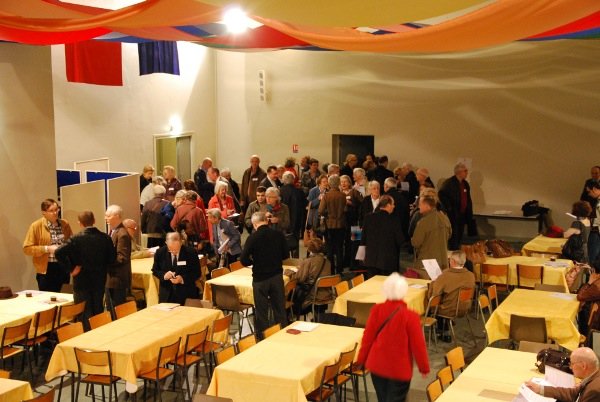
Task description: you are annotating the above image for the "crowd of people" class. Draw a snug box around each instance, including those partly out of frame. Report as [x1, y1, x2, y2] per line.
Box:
[21, 154, 600, 402]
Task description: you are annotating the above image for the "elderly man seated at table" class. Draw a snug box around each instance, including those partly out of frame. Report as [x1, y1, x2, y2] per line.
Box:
[427, 250, 475, 342]
[526, 347, 600, 402]
[151, 232, 200, 304]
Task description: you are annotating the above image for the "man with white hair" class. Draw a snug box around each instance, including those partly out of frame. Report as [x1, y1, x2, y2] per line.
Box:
[241, 212, 288, 339]
[439, 162, 473, 250]
[353, 167, 369, 197]
[105, 204, 132, 313]
[526, 347, 600, 401]
[327, 163, 340, 177]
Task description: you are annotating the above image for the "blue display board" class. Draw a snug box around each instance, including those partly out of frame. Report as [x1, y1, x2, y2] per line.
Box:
[56, 169, 81, 198]
[86, 171, 129, 182]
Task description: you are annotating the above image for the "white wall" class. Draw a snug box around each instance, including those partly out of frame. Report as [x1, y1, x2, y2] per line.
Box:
[0, 44, 56, 290]
[214, 40, 600, 229]
[52, 41, 217, 176]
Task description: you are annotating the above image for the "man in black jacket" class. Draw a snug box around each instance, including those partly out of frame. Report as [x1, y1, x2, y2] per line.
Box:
[56, 211, 116, 329]
[439, 162, 473, 250]
[241, 212, 288, 339]
[152, 232, 200, 304]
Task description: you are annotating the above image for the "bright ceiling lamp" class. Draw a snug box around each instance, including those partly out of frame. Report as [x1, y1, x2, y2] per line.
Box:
[222, 7, 261, 34]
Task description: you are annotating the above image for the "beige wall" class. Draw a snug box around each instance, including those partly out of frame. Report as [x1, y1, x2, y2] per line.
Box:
[215, 40, 600, 228]
[52, 42, 217, 177]
[0, 44, 56, 290]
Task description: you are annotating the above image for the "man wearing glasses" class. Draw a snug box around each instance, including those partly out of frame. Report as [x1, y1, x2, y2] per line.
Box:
[526, 347, 600, 401]
[23, 198, 73, 291]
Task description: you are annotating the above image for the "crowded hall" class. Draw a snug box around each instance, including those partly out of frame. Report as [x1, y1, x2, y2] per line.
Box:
[2, 1, 600, 401]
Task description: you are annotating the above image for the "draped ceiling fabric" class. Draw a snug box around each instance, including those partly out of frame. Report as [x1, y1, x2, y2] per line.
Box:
[0, 0, 598, 52]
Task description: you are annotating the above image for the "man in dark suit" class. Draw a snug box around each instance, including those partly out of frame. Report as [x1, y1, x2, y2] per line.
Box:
[152, 232, 200, 304]
[241, 212, 288, 339]
[439, 162, 473, 250]
[105, 205, 132, 315]
[361, 195, 404, 277]
[56, 211, 115, 329]
[384, 177, 410, 244]
[526, 347, 600, 402]
[259, 165, 282, 189]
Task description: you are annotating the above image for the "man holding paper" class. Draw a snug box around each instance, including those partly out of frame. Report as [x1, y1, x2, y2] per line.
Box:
[526, 347, 600, 402]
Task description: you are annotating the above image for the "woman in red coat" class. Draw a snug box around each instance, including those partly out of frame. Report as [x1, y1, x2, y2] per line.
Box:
[356, 273, 430, 402]
[208, 181, 236, 219]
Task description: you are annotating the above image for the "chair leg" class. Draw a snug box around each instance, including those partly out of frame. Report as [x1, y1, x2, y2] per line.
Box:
[448, 320, 458, 347]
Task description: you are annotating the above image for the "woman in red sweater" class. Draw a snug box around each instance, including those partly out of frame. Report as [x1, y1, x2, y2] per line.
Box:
[356, 273, 430, 402]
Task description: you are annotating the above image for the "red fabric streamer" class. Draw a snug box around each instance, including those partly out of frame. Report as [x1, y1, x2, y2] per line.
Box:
[65, 40, 123, 86]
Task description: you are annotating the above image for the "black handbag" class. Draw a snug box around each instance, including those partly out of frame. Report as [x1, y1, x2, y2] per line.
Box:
[535, 348, 572, 374]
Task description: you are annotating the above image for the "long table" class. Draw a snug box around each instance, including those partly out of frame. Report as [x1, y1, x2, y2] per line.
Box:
[475, 256, 572, 292]
[485, 289, 581, 351]
[203, 267, 291, 305]
[437, 348, 541, 401]
[130, 257, 160, 306]
[522, 235, 567, 257]
[0, 291, 73, 338]
[46, 306, 223, 393]
[0, 378, 33, 401]
[206, 322, 363, 402]
[332, 276, 430, 316]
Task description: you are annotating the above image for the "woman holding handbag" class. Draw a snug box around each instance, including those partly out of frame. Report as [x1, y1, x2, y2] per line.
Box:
[356, 273, 430, 402]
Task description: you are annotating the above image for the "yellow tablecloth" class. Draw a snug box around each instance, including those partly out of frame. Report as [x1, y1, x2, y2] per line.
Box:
[0, 378, 33, 402]
[522, 235, 567, 256]
[0, 291, 73, 338]
[131, 257, 160, 306]
[475, 256, 571, 292]
[332, 276, 430, 316]
[437, 348, 541, 402]
[485, 289, 581, 350]
[206, 322, 364, 402]
[45, 306, 223, 393]
[203, 267, 291, 305]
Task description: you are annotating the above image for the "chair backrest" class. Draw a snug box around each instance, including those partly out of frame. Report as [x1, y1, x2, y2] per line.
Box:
[426, 378, 443, 402]
[57, 301, 86, 326]
[199, 256, 209, 285]
[157, 338, 181, 368]
[185, 298, 214, 309]
[237, 334, 256, 353]
[481, 263, 509, 285]
[424, 294, 442, 317]
[185, 327, 209, 354]
[588, 302, 599, 327]
[215, 345, 236, 365]
[337, 343, 357, 371]
[74, 348, 113, 374]
[23, 388, 55, 402]
[518, 341, 559, 354]
[445, 346, 465, 373]
[346, 301, 375, 328]
[319, 360, 341, 388]
[212, 284, 242, 311]
[436, 365, 454, 389]
[114, 301, 137, 319]
[88, 311, 112, 330]
[334, 281, 350, 297]
[32, 306, 57, 338]
[478, 294, 492, 318]
[351, 274, 364, 287]
[211, 314, 233, 342]
[509, 314, 547, 344]
[517, 264, 544, 288]
[446, 287, 474, 319]
[229, 261, 244, 271]
[57, 322, 84, 343]
[262, 324, 281, 339]
[316, 274, 341, 289]
[0, 369, 9, 379]
[487, 284, 498, 310]
[2, 319, 32, 346]
[211, 267, 230, 279]
[534, 283, 566, 293]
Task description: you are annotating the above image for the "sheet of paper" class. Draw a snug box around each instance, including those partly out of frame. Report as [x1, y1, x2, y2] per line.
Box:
[409, 283, 428, 289]
[517, 384, 556, 402]
[16, 290, 44, 296]
[291, 322, 320, 332]
[153, 303, 180, 311]
[550, 292, 576, 300]
[355, 245, 366, 261]
[545, 261, 569, 268]
[400, 181, 410, 192]
[217, 238, 230, 254]
[565, 212, 577, 219]
[422, 259, 442, 281]
[544, 366, 575, 388]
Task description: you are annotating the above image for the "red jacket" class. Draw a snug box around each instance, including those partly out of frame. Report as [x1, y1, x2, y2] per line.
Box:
[356, 300, 430, 381]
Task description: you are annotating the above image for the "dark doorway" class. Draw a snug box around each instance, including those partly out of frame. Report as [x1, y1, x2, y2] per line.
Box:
[332, 134, 374, 165]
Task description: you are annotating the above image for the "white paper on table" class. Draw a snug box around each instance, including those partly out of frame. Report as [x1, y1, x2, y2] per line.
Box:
[292, 322, 320, 332]
[550, 292, 577, 301]
[516, 384, 556, 402]
[422, 259, 442, 281]
[409, 284, 428, 289]
[16, 290, 44, 296]
[148, 246, 159, 254]
[545, 261, 569, 268]
[355, 245, 366, 261]
[493, 210, 512, 215]
[153, 303, 180, 311]
[544, 366, 575, 388]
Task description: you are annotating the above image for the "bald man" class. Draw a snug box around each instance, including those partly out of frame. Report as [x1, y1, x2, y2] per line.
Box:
[526, 347, 600, 402]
